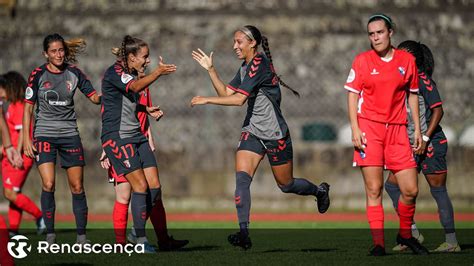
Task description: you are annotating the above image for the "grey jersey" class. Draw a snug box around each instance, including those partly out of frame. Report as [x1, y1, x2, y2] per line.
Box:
[228, 53, 288, 140]
[407, 94, 428, 145]
[25, 64, 96, 138]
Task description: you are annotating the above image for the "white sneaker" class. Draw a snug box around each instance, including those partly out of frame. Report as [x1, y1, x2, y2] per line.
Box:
[432, 242, 461, 252]
[392, 233, 424, 251]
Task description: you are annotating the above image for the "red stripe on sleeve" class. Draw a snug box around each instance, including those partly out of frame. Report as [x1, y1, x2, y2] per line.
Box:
[125, 80, 135, 93]
[87, 91, 97, 97]
[227, 85, 249, 96]
[24, 99, 35, 105]
[430, 102, 442, 109]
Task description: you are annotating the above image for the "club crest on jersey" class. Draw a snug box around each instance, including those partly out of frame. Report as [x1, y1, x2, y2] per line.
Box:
[121, 73, 133, 84]
[398, 67, 406, 76]
[43, 81, 52, 89]
[25, 87, 34, 100]
[123, 160, 131, 168]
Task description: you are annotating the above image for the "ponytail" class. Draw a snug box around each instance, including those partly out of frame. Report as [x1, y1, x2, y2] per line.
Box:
[43, 33, 86, 63]
[261, 35, 300, 97]
[111, 35, 147, 73]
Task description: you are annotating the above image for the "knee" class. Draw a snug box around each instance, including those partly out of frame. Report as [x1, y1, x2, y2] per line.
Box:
[116, 193, 130, 205]
[3, 189, 16, 201]
[401, 187, 418, 200]
[134, 180, 149, 193]
[235, 171, 252, 189]
[279, 179, 295, 193]
[42, 181, 55, 192]
[70, 185, 84, 194]
[366, 185, 383, 199]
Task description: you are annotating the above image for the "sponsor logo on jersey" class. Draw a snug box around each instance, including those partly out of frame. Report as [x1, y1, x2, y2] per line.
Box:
[25, 87, 34, 99]
[121, 73, 134, 84]
[398, 67, 406, 76]
[370, 68, 379, 75]
[346, 68, 355, 82]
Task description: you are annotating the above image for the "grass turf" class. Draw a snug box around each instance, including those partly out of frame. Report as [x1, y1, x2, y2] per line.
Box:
[11, 221, 474, 265]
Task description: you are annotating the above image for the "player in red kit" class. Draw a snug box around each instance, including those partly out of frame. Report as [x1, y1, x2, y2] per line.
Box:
[0, 72, 45, 237]
[345, 14, 429, 256]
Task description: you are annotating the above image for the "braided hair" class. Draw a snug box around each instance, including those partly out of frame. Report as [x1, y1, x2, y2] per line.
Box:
[420, 43, 435, 77]
[43, 33, 86, 63]
[111, 35, 147, 74]
[397, 40, 424, 71]
[239, 25, 300, 97]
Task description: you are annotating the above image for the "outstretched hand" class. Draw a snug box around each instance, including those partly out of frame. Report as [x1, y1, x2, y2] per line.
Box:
[192, 49, 214, 71]
[157, 56, 177, 75]
[190, 96, 208, 107]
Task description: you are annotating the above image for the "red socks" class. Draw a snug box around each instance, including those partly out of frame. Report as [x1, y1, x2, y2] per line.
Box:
[113, 201, 129, 244]
[8, 203, 22, 233]
[0, 215, 14, 266]
[367, 205, 384, 247]
[398, 201, 416, 239]
[14, 193, 42, 219]
[150, 199, 169, 243]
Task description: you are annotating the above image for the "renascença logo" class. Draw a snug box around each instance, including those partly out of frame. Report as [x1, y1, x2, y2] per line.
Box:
[7, 234, 144, 258]
[8, 235, 32, 259]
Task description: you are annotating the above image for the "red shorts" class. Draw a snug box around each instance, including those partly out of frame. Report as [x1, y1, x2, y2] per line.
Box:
[1, 155, 34, 191]
[108, 165, 127, 184]
[352, 118, 416, 171]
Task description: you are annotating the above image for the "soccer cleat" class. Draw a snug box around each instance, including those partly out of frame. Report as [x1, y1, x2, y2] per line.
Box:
[36, 217, 46, 235]
[158, 235, 189, 251]
[228, 232, 252, 250]
[46, 233, 56, 246]
[127, 230, 138, 244]
[316, 182, 330, 214]
[142, 241, 157, 254]
[369, 245, 386, 256]
[392, 233, 424, 252]
[396, 234, 429, 255]
[432, 242, 461, 253]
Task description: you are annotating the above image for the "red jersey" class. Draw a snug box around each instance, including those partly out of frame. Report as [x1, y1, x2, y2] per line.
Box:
[137, 88, 152, 137]
[3, 101, 31, 147]
[344, 48, 419, 124]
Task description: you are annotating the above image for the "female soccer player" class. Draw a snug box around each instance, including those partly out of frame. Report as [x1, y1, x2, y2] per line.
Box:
[190, 25, 330, 250]
[344, 14, 429, 255]
[385, 41, 460, 253]
[101, 68, 187, 251]
[101, 35, 176, 253]
[23, 33, 101, 245]
[1, 72, 44, 236]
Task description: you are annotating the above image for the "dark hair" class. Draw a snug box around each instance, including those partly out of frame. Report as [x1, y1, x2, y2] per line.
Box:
[0, 75, 7, 90]
[397, 40, 424, 71]
[420, 43, 435, 77]
[239, 25, 300, 97]
[367, 13, 395, 31]
[111, 35, 148, 73]
[2, 71, 26, 103]
[43, 33, 86, 63]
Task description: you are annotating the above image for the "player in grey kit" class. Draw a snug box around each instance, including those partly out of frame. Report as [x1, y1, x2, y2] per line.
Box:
[191, 25, 330, 249]
[23, 33, 101, 245]
[385, 41, 460, 253]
